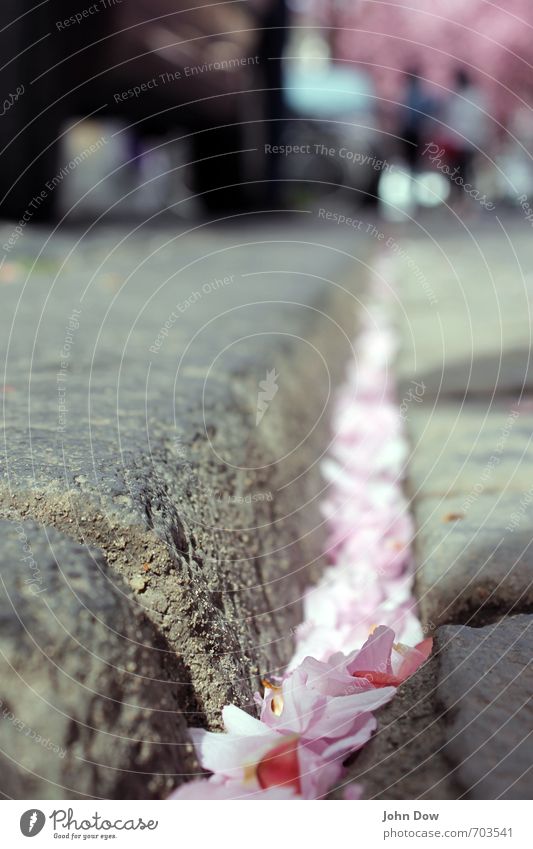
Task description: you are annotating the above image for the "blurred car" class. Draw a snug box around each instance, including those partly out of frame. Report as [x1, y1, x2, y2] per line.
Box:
[0, 0, 279, 218]
[281, 63, 384, 205]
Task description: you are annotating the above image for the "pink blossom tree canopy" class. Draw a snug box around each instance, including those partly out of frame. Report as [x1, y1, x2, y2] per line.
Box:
[326, 0, 533, 125]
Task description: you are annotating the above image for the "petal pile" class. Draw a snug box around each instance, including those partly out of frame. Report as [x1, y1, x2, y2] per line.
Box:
[171, 294, 432, 800]
[290, 304, 423, 668]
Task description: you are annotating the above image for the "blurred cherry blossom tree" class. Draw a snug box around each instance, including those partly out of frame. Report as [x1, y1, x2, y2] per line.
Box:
[304, 0, 533, 127]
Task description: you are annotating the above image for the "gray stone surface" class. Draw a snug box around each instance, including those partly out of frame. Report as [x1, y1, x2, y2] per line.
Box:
[0, 220, 364, 796]
[396, 223, 533, 399]
[395, 224, 533, 628]
[0, 519, 194, 800]
[406, 401, 532, 498]
[437, 615, 533, 799]
[414, 491, 533, 627]
[404, 348, 533, 400]
[334, 616, 533, 799]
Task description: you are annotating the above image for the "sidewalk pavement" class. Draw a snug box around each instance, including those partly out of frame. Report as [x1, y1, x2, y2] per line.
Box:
[0, 218, 365, 798]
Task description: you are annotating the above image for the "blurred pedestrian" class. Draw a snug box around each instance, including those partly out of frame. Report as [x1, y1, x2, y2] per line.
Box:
[398, 68, 437, 173]
[439, 68, 488, 197]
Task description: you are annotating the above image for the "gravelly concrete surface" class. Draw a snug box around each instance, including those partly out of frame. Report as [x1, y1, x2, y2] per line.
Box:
[0, 217, 366, 797]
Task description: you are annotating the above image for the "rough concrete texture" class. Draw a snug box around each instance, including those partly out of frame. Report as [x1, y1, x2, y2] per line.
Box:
[0, 520, 194, 800]
[334, 615, 533, 799]
[0, 220, 364, 797]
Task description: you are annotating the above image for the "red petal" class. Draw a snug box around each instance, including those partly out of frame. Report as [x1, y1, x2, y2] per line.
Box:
[351, 670, 402, 687]
[395, 638, 434, 682]
[256, 737, 301, 793]
[414, 638, 434, 660]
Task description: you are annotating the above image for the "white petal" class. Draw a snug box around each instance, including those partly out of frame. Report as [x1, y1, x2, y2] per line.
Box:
[222, 704, 271, 736]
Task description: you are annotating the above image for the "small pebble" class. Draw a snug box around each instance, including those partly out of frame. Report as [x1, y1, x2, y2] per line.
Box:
[130, 575, 148, 592]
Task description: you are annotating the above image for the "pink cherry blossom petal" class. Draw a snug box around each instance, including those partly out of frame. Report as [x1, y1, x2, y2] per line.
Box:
[169, 280, 432, 800]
